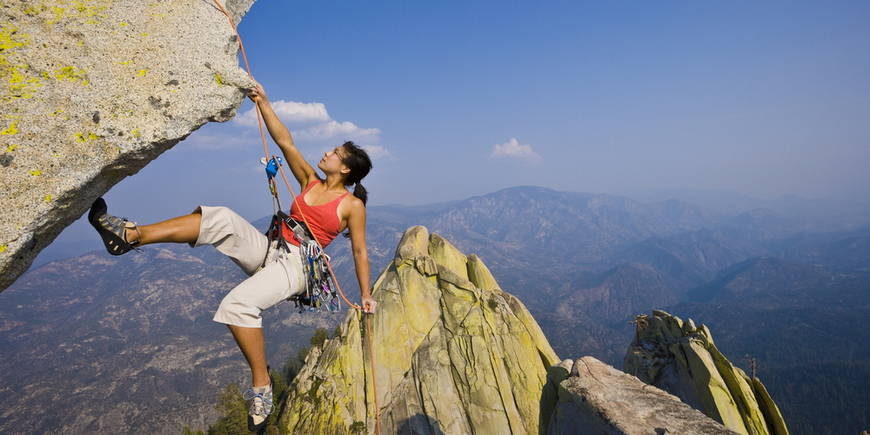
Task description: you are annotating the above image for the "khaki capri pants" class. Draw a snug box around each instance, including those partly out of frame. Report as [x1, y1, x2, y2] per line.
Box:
[193, 206, 306, 328]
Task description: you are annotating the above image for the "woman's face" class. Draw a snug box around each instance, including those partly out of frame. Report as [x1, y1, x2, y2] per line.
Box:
[318, 145, 348, 175]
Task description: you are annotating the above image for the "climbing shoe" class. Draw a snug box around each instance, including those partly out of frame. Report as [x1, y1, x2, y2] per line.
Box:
[244, 369, 274, 432]
[88, 198, 141, 255]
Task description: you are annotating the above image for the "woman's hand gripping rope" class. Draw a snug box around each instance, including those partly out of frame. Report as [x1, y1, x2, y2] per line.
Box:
[361, 295, 377, 313]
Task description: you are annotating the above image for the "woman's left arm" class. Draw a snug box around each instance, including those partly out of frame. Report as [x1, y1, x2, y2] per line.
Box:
[346, 199, 376, 313]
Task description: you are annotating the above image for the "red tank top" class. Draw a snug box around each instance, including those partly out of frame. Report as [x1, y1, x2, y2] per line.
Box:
[282, 180, 349, 248]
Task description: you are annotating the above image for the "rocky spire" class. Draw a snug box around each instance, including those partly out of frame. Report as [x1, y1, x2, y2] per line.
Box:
[625, 310, 789, 435]
[277, 227, 762, 435]
[278, 226, 561, 434]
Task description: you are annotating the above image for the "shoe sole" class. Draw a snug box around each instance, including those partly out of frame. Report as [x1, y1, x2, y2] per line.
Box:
[88, 198, 133, 256]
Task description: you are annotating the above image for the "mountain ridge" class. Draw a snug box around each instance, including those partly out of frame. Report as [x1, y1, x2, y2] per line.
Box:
[3, 185, 869, 434]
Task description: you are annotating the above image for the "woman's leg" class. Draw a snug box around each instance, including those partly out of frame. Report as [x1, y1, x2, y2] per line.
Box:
[129, 205, 269, 277]
[214, 248, 305, 386]
[227, 325, 270, 387]
[90, 198, 204, 255]
[127, 212, 202, 246]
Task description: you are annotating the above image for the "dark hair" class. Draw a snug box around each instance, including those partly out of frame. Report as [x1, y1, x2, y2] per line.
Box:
[339, 141, 372, 205]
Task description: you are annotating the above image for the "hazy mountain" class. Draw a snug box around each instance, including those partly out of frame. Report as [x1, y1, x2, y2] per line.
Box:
[0, 245, 341, 434]
[2, 186, 868, 434]
[686, 257, 836, 303]
[601, 233, 749, 292]
[561, 262, 680, 330]
[769, 226, 870, 273]
[619, 187, 870, 231]
[329, 186, 734, 294]
[618, 187, 775, 215]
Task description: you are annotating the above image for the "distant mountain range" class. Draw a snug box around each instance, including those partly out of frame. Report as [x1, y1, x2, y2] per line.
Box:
[619, 187, 870, 231]
[2, 186, 868, 434]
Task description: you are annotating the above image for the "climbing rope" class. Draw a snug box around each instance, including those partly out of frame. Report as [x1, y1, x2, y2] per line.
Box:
[211, 2, 381, 433]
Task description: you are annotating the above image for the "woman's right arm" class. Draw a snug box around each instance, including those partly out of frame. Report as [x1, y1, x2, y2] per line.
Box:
[247, 83, 318, 188]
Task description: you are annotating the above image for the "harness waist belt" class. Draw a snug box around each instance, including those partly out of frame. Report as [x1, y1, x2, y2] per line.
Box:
[277, 211, 314, 244]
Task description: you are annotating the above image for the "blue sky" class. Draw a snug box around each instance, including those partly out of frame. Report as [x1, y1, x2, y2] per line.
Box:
[43, 0, 870, 252]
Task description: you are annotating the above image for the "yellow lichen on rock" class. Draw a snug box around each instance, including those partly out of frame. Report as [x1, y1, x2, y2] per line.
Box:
[0, 23, 28, 64]
[428, 233, 469, 280]
[752, 377, 789, 435]
[678, 338, 750, 434]
[279, 226, 559, 435]
[54, 66, 89, 84]
[1, 24, 41, 104]
[1, 117, 18, 135]
[467, 253, 499, 292]
[625, 310, 789, 435]
[1, 0, 257, 291]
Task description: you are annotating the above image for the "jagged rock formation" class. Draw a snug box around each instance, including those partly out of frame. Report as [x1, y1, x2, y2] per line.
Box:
[278, 226, 562, 434]
[624, 310, 789, 435]
[541, 356, 742, 434]
[0, 0, 257, 291]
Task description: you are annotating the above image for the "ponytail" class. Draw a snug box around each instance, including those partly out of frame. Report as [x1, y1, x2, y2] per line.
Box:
[352, 182, 368, 206]
[340, 141, 372, 238]
[340, 141, 371, 205]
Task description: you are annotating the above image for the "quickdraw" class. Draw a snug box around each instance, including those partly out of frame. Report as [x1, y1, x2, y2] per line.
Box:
[298, 238, 341, 313]
[280, 210, 341, 313]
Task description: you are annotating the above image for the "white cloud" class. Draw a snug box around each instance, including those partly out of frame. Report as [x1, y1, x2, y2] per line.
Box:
[234, 100, 331, 127]
[362, 145, 395, 160]
[272, 100, 331, 123]
[490, 138, 541, 164]
[295, 120, 382, 143]
[233, 100, 382, 147]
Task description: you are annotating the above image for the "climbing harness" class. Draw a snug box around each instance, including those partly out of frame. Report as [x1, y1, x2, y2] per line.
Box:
[211, 2, 381, 433]
[263, 208, 342, 314]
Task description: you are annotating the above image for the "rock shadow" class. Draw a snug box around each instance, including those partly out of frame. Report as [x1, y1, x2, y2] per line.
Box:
[396, 413, 445, 435]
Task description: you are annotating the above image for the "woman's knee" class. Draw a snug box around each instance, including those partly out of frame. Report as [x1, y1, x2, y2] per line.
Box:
[215, 293, 262, 327]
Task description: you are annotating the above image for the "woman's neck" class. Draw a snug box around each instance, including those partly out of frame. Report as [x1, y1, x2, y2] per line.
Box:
[321, 173, 347, 192]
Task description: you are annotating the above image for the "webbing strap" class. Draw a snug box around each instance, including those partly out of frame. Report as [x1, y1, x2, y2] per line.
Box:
[277, 211, 315, 244]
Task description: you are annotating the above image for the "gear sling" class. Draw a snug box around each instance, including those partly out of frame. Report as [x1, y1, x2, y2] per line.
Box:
[265, 211, 341, 313]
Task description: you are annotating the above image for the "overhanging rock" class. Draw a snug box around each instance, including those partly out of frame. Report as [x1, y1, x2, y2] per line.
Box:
[0, 0, 257, 291]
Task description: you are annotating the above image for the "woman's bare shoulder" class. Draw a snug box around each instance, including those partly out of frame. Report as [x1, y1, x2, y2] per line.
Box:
[339, 193, 366, 217]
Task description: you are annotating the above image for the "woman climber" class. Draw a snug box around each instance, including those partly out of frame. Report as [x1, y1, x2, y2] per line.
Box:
[87, 82, 377, 432]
